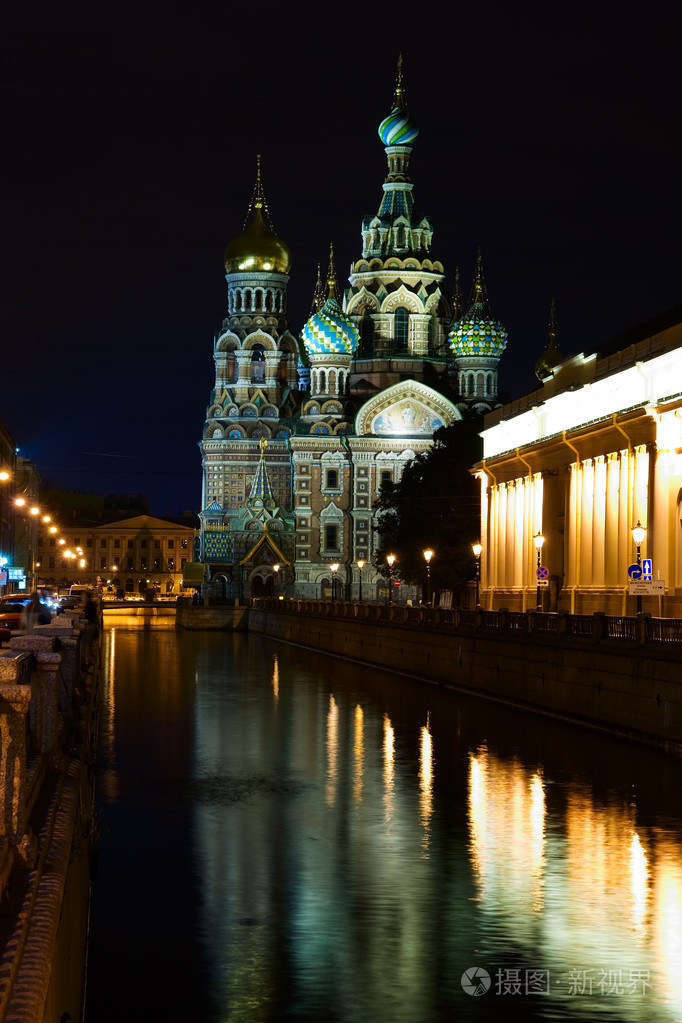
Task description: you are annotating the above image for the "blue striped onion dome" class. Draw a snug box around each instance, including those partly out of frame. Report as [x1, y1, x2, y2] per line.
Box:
[378, 106, 419, 146]
[301, 297, 359, 357]
[448, 315, 508, 359]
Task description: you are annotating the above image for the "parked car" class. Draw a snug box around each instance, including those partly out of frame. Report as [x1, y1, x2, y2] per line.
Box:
[0, 597, 32, 633]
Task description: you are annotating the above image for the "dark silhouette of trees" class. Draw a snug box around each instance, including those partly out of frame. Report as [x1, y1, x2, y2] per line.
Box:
[374, 417, 482, 595]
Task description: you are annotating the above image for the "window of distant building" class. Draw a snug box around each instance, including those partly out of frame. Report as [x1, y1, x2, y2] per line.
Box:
[127, 558, 134, 570]
[141, 539, 147, 549]
[140, 557, 147, 571]
[168, 539, 174, 549]
[100, 557, 107, 569]
[324, 524, 338, 551]
[153, 558, 160, 571]
[114, 539, 120, 548]
[100, 539, 107, 548]
[86, 538, 93, 547]
[181, 538, 188, 549]
[154, 539, 160, 549]
[167, 557, 175, 571]
[48, 556, 55, 569]
[128, 540, 133, 549]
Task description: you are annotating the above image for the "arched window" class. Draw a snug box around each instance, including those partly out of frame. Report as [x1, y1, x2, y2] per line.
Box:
[394, 307, 409, 354]
[360, 308, 374, 356]
[250, 344, 265, 382]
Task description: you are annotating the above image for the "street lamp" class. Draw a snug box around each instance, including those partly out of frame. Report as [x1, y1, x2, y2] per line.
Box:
[330, 562, 340, 604]
[386, 554, 395, 606]
[423, 548, 433, 606]
[357, 558, 365, 602]
[273, 563, 280, 599]
[472, 542, 482, 607]
[632, 520, 647, 614]
[533, 531, 545, 611]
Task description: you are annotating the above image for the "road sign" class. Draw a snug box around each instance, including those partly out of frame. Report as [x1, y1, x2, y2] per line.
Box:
[629, 580, 664, 594]
[536, 565, 549, 580]
[627, 563, 642, 580]
[642, 558, 653, 579]
[537, 579, 549, 588]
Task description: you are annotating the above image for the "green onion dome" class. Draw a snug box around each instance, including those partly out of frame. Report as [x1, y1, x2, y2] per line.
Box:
[449, 253, 508, 359]
[301, 296, 359, 358]
[378, 107, 419, 147]
[449, 313, 508, 359]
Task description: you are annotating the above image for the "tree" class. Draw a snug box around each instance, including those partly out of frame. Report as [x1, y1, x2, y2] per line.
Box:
[374, 417, 482, 594]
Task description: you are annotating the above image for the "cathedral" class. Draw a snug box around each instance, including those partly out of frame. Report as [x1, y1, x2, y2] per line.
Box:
[197, 63, 508, 600]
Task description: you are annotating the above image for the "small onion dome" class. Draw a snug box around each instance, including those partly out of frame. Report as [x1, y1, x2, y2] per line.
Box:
[301, 296, 359, 358]
[378, 106, 419, 147]
[448, 314, 508, 359]
[224, 202, 291, 274]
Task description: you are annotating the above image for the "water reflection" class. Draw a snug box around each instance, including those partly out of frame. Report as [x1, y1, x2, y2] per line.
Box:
[87, 630, 682, 1023]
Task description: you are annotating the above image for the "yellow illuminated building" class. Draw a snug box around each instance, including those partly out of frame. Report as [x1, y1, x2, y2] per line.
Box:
[475, 306, 682, 615]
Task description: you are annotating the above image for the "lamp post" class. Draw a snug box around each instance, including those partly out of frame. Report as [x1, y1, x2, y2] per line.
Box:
[273, 563, 280, 599]
[386, 554, 395, 606]
[472, 542, 482, 607]
[423, 548, 433, 606]
[632, 520, 647, 614]
[330, 562, 339, 604]
[533, 531, 545, 611]
[357, 558, 365, 602]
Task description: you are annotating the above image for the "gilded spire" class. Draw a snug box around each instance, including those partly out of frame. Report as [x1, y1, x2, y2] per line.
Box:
[393, 53, 406, 111]
[468, 248, 492, 317]
[451, 267, 463, 322]
[326, 243, 338, 302]
[243, 154, 276, 233]
[310, 263, 325, 314]
[535, 299, 563, 380]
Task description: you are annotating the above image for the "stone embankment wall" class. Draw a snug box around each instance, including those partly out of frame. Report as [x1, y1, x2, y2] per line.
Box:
[0, 611, 100, 1023]
[248, 601, 682, 756]
[176, 601, 249, 631]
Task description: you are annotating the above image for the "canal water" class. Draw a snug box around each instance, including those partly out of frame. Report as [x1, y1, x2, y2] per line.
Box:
[85, 627, 682, 1023]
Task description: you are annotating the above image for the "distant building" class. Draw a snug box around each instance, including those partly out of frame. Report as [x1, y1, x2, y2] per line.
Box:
[475, 304, 682, 615]
[36, 514, 196, 595]
[199, 63, 507, 599]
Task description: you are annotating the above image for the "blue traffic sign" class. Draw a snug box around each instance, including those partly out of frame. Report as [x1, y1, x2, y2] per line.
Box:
[537, 565, 549, 579]
[628, 563, 642, 580]
[642, 558, 652, 579]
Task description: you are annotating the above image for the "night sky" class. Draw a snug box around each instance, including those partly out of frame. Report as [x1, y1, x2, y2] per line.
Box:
[3, 3, 680, 516]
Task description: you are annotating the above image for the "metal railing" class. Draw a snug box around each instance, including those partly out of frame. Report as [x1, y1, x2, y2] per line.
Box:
[250, 598, 682, 647]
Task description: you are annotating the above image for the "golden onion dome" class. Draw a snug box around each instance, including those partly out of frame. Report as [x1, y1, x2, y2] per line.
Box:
[224, 201, 291, 275]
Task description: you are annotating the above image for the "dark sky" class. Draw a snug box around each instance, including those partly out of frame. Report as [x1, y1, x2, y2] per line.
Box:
[2, 2, 680, 516]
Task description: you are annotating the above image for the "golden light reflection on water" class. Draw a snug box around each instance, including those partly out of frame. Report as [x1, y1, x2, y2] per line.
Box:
[99, 629, 119, 802]
[468, 745, 546, 921]
[353, 703, 364, 802]
[271, 654, 279, 703]
[630, 831, 648, 935]
[650, 833, 682, 1015]
[325, 694, 338, 807]
[468, 745, 682, 1017]
[419, 717, 433, 855]
[383, 713, 394, 826]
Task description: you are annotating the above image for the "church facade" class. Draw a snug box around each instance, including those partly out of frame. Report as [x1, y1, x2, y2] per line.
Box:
[198, 65, 508, 600]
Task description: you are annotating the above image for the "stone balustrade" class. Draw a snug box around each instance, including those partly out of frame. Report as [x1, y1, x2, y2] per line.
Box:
[0, 613, 91, 847]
